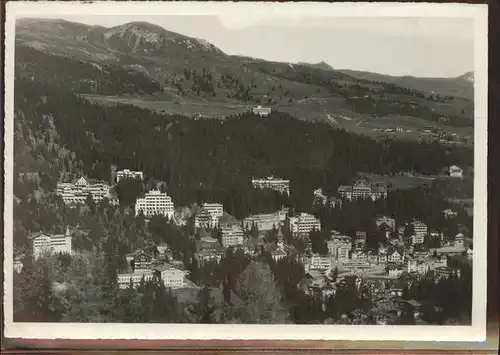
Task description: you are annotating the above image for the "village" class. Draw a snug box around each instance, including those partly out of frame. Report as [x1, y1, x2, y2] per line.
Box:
[19, 160, 473, 325]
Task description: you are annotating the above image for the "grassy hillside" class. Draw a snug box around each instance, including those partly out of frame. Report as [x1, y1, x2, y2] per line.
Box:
[15, 18, 474, 134]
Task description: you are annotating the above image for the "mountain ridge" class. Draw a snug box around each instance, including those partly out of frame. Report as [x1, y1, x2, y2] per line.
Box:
[14, 18, 474, 134]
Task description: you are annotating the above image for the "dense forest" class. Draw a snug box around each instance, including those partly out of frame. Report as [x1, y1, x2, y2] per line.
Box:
[14, 78, 473, 219]
[12, 73, 473, 324]
[15, 46, 162, 95]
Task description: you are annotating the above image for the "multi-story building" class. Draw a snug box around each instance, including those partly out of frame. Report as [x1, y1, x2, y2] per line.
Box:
[252, 105, 272, 117]
[388, 249, 405, 264]
[251, 176, 290, 195]
[243, 212, 282, 232]
[117, 271, 154, 289]
[200, 203, 224, 217]
[411, 220, 428, 238]
[313, 188, 343, 209]
[57, 177, 111, 205]
[133, 251, 153, 273]
[288, 213, 321, 236]
[449, 165, 463, 178]
[221, 226, 244, 248]
[116, 169, 144, 182]
[411, 234, 425, 246]
[135, 190, 174, 219]
[327, 235, 352, 259]
[194, 209, 219, 229]
[153, 264, 189, 289]
[337, 245, 351, 262]
[32, 227, 73, 259]
[307, 254, 333, 271]
[337, 180, 387, 201]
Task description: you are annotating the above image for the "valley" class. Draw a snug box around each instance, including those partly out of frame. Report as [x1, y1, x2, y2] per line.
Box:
[15, 18, 474, 144]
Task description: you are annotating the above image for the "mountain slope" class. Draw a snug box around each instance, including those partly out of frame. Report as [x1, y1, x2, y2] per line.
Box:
[15, 18, 474, 131]
[339, 69, 474, 100]
[298, 61, 334, 71]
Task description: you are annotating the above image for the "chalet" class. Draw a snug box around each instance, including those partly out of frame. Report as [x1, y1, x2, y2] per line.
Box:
[387, 249, 404, 264]
[133, 251, 153, 273]
[387, 265, 404, 277]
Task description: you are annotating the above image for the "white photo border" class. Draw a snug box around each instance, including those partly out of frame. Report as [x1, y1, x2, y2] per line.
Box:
[3, 1, 489, 342]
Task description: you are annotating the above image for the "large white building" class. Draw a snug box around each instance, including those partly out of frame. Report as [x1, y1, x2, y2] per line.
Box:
[252, 176, 290, 195]
[306, 254, 333, 271]
[117, 271, 154, 289]
[201, 203, 224, 217]
[243, 211, 285, 231]
[32, 227, 73, 259]
[194, 209, 219, 229]
[221, 226, 244, 248]
[57, 177, 112, 205]
[313, 188, 343, 208]
[194, 203, 224, 228]
[135, 190, 175, 219]
[116, 169, 144, 182]
[288, 213, 321, 236]
[252, 105, 271, 117]
[338, 180, 387, 201]
[153, 264, 189, 289]
[411, 220, 428, 238]
[327, 235, 352, 261]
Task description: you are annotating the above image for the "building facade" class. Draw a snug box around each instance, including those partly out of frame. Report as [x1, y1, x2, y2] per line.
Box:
[117, 271, 154, 289]
[411, 220, 428, 238]
[135, 190, 175, 219]
[221, 226, 244, 248]
[307, 254, 333, 271]
[32, 227, 73, 259]
[57, 177, 111, 205]
[288, 213, 321, 236]
[251, 176, 290, 195]
[252, 105, 272, 116]
[338, 180, 387, 201]
[116, 169, 144, 182]
[194, 209, 219, 229]
[243, 212, 282, 231]
[154, 265, 189, 289]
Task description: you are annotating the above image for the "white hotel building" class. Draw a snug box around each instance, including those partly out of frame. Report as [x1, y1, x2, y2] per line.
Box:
[243, 210, 287, 231]
[32, 227, 73, 259]
[135, 190, 174, 219]
[116, 169, 144, 182]
[252, 176, 290, 195]
[221, 226, 244, 248]
[288, 213, 321, 236]
[194, 202, 224, 228]
[57, 176, 112, 205]
[411, 220, 428, 238]
[201, 203, 224, 217]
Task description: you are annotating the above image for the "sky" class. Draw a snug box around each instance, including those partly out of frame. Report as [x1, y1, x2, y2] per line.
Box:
[38, 14, 474, 78]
